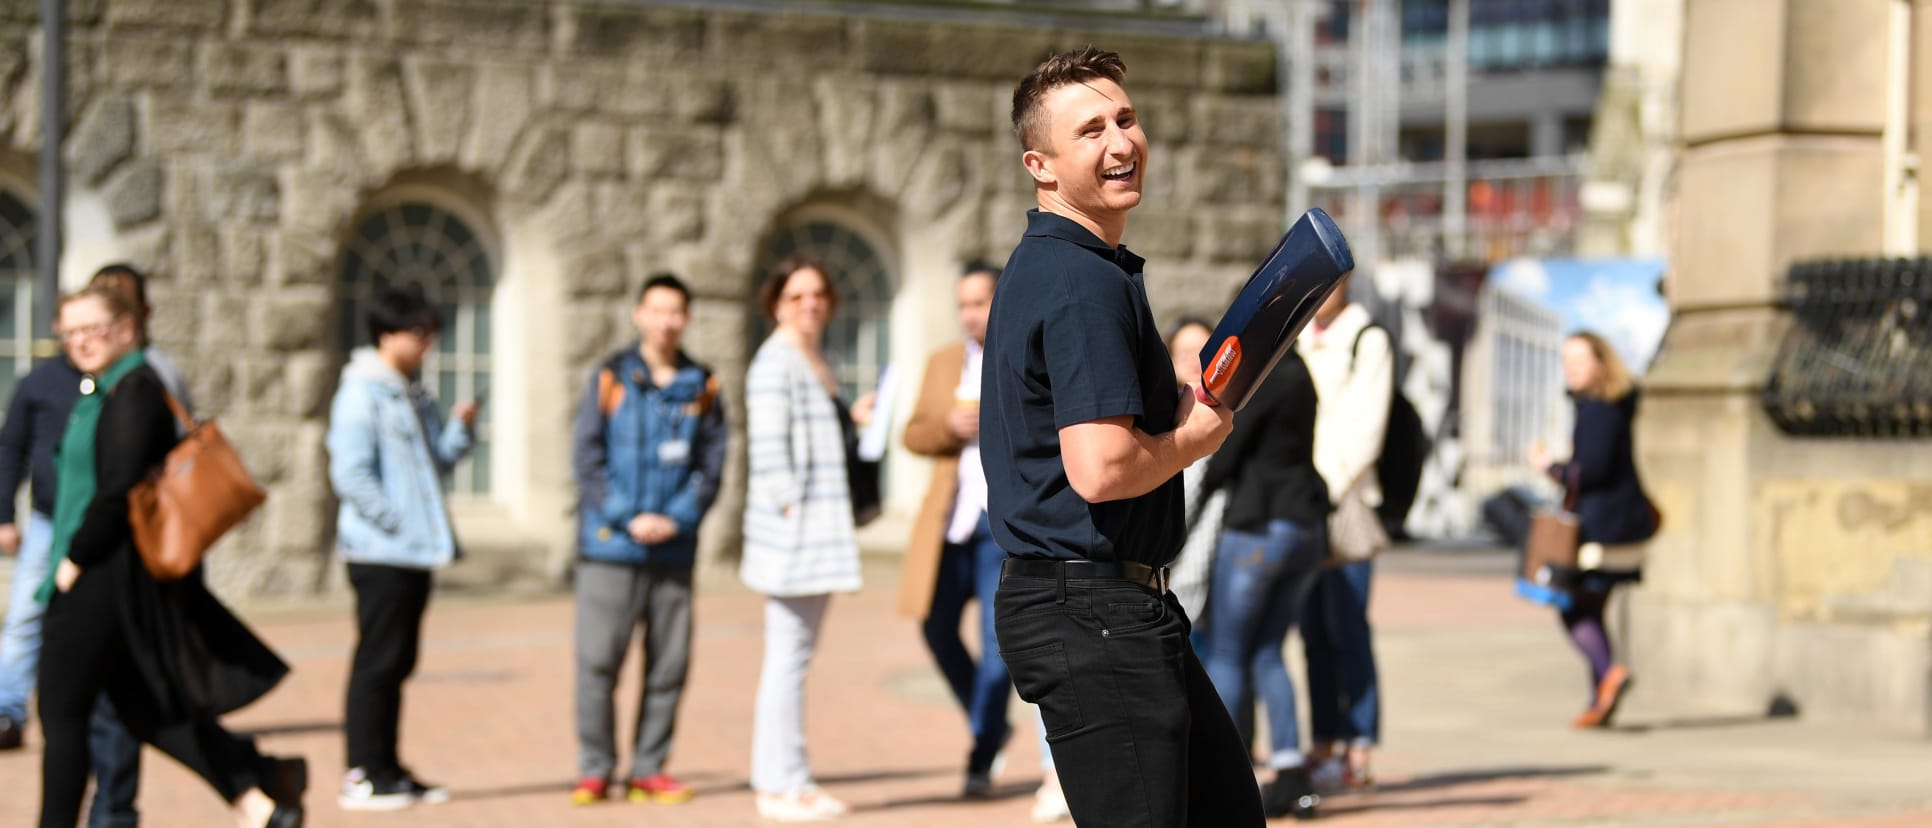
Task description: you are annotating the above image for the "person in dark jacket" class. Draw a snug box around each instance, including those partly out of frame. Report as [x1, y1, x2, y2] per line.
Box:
[37, 286, 303, 828]
[1198, 349, 1330, 820]
[0, 348, 84, 752]
[567, 274, 726, 806]
[1527, 330, 1659, 729]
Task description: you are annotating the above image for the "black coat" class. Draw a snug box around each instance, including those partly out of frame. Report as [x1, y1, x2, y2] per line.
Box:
[1549, 390, 1658, 545]
[65, 365, 286, 730]
[1201, 350, 1331, 531]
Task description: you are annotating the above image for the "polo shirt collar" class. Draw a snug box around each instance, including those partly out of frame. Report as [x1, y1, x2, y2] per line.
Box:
[1024, 209, 1146, 273]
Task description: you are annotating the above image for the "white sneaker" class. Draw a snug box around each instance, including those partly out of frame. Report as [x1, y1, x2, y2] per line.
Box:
[756, 786, 847, 822]
[1031, 777, 1070, 823]
[338, 768, 414, 811]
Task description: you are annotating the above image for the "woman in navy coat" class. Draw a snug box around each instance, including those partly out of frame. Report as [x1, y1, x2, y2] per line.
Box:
[1528, 331, 1659, 729]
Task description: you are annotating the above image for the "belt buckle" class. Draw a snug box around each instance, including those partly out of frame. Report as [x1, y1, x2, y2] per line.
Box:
[1154, 566, 1169, 595]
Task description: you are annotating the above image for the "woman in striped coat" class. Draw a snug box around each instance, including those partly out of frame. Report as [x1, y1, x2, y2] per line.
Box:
[740, 255, 867, 822]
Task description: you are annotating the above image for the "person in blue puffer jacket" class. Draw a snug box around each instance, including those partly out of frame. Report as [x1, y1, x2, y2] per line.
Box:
[566, 274, 727, 807]
[327, 285, 476, 811]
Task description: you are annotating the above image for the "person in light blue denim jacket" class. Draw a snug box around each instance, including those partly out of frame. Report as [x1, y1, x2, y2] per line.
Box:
[325, 285, 475, 812]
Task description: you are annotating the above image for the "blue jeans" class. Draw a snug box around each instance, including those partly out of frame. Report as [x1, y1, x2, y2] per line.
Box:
[0, 511, 53, 723]
[1203, 519, 1327, 770]
[1301, 560, 1381, 746]
[89, 696, 141, 827]
[920, 513, 1011, 773]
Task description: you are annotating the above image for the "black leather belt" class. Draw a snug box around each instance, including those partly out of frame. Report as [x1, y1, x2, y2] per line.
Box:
[1001, 558, 1170, 594]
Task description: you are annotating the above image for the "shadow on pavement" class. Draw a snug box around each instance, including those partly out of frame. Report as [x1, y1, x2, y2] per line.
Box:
[1320, 795, 1529, 815]
[870, 780, 1040, 811]
[1371, 764, 1609, 794]
[1610, 713, 1786, 734]
[237, 719, 342, 738]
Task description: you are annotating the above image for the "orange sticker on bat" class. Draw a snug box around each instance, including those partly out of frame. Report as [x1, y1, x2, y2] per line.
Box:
[1203, 338, 1242, 397]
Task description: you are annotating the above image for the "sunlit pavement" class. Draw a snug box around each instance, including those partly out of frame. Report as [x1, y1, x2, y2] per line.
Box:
[3, 548, 1930, 827]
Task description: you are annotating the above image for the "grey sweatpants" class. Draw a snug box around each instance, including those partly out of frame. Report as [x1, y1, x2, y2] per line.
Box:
[574, 560, 694, 782]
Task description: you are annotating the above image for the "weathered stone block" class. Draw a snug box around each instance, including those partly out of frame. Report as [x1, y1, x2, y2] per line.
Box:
[282, 350, 333, 417]
[1203, 41, 1277, 95]
[707, 11, 847, 70]
[279, 170, 359, 239]
[1198, 98, 1279, 147]
[1674, 135, 1883, 309]
[563, 306, 619, 366]
[560, 249, 627, 299]
[209, 170, 280, 223]
[563, 4, 705, 62]
[403, 59, 474, 163]
[859, 20, 1051, 81]
[649, 184, 706, 244]
[104, 0, 226, 30]
[588, 182, 653, 240]
[148, 99, 240, 155]
[1136, 91, 1192, 144]
[172, 221, 220, 283]
[101, 34, 195, 89]
[272, 230, 336, 286]
[1196, 210, 1283, 264]
[629, 127, 723, 181]
[240, 355, 287, 413]
[465, 64, 535, 172]
[254, 291, 332, 351]
[1126, 208, 1193, 260]
[67, 97, 134, 186]
[571, 121, 625, 176]
[543, 62, 670, 118]
[289, 48, 345, 99]
[934, 83, 999, 136]
[305, 110, 365, 180]
[503, 123, 569, 204]
[222, 227, 269, 283]
[1682, 0, 1887, 143]
[225, 420, 294, 485]
[146, 288, 200, 350]
[392, 0, 548, 54]
[104, 161, 164, 228]
[201, 42, 289, 96]
[187, 358, 234, 417]
[343, 54, 414, 174]
[243, 101, 305, 159]
[669, 75, 734, 125]
[1189, 147, 1283, 205]
[247, 0, 382, 39]
[1109, 35, 1204, 91]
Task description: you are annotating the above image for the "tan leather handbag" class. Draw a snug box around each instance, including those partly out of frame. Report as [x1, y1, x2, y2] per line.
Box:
[1521, 507, 1581, 587]
[129, 394, 267, 581]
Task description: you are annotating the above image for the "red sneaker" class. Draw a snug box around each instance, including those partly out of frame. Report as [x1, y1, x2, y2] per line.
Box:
[628, 773, 694, 804]
[569, 777, 609, 806]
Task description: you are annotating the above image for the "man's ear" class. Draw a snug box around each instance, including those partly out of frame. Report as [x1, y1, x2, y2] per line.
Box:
[1023, 149, 1056, 187]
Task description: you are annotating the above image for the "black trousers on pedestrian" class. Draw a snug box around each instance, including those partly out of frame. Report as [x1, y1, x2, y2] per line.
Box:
[345, 563, 432, 785]
[994, 569, 1265, 828]
[39, 569, 265, 828]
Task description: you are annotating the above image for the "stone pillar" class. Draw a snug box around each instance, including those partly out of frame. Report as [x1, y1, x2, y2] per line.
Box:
[1636, 0, 1932, 733]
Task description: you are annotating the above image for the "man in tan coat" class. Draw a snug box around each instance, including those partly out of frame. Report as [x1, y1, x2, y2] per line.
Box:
[897, 261, 1011, 798]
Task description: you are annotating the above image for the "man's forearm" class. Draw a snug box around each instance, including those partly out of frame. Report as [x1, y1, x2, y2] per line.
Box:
[1062, 418, 1199, 503]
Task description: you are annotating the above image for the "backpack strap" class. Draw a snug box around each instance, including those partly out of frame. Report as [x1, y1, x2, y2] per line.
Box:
[1350, 323, 1380, 373]
[698, 374, 719, 416]
[595, 352, 630, 418]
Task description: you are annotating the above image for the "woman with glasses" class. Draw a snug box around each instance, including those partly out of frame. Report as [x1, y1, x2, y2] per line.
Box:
[37, 286, 304, 828]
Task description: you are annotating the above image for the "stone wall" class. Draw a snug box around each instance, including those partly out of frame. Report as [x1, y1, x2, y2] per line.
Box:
[0, 0, 1285, 597]
[1636, 0, 1932, 734]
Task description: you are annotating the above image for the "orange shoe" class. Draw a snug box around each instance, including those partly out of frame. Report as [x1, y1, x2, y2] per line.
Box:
[628, 773, 694, 804]
[569, 777, 610, 806]
[1572, 665, 1633, 728]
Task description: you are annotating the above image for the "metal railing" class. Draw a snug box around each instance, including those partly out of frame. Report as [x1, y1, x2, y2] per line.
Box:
[1763, 258, 1932, 437]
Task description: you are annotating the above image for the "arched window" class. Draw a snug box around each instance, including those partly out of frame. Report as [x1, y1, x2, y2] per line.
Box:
[337, 201, 495, 495]
[757, 219, 894, 402]
[0, 189, 35, 405]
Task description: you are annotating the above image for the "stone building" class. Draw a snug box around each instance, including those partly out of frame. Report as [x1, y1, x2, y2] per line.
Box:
[1638, 0, 1932, 735]
[0, 0, 1285, 596]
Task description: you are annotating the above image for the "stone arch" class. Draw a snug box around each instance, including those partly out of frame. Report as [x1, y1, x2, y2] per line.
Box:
[749, 189, 903, 402]
[333, 172, 502, 495]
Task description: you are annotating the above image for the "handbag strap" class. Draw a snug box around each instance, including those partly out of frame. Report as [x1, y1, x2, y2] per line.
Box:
[161, 392, 194, 433]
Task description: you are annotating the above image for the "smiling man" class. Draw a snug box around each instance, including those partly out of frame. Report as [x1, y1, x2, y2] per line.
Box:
[980, 47, 1261, 826]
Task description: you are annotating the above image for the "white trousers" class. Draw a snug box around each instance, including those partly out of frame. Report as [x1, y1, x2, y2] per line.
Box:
[751, 594, 829, 794]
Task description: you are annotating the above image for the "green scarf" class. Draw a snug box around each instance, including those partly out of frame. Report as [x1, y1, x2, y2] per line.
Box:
[38, 350, 146, 604]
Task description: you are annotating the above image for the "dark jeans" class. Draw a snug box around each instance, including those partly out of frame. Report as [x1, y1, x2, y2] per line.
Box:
[921, 515, 1012, 773]
[995, 569, 1264, 828]
[1301, 560, 1382, 746]
[1203, 520, 1327, 769]
[345, 563, 432, 785]
[40, 569, 265, 828]
[87, 697, 142, 828]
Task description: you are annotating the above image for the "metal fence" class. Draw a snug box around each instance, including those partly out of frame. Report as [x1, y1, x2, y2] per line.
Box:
[1762, 257, 1932, 438]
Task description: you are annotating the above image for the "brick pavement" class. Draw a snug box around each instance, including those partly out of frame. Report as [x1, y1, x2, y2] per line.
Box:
[2, 551, 1930, 827]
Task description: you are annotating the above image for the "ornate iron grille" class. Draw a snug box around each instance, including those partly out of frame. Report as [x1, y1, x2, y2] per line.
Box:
[1762, 258, 1932, 437]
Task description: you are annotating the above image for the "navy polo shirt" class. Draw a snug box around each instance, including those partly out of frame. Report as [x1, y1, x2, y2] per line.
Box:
[980, 209, 1185, 566]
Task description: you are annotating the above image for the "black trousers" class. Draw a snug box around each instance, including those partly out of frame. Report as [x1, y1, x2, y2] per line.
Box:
[39, 568, 265, 828]
[345, 563, 432, 784]
[994, 570, 1265, 828]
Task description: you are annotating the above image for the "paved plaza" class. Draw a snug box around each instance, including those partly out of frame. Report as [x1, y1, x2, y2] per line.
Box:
[2, 548, 1930, 827]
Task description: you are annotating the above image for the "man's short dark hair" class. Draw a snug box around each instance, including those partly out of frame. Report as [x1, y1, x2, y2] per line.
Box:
[639, 273, 691, 306]
[90, 263, 149, 311]
[961, 259, 1002, 283]
[365, 284, 442, 344]
[1011, 46, 1128, 152]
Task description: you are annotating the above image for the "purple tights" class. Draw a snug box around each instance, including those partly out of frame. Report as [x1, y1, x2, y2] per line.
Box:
[1560, 588, 1614, 701]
